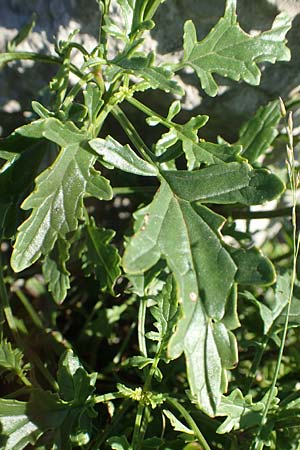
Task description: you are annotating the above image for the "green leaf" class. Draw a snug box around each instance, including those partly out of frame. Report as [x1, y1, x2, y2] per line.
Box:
[0, 340, 26, 380]
[42, 237, 71, 304]
[90, 136, 157, 176]
[137, 66, 184, 96]
[154, 112, 244, 170]
[216, 389, 265, 434]
[163, 409, 194, 435]
[0, 399, 42, 450]
[32, 101, 54, 119]
[123, 181, 238, 415]
[10, 118, 112, 272]
[83, 82, 103, 123]
[0, 52, 62, 68]
[148, 276, 180, 362]
[182, 2, 291, 96]
[238, 99, 281, 163]
[217, 387, 279, 434]
[7, 13, 37, 52]
[109, 52, 184, 95]
[0, 140, 50, 239]
[228, 247, 276, 286]
[127, 355, 154, 369]
[107, 435, 133, 450]
[80, 219, 121, 295]
[116, 0, 135, 36]
[57, 349, 96, 403]
[242, 272, 290, 334]
[271, 272, 300, 329]
[162, 163, 284, 205]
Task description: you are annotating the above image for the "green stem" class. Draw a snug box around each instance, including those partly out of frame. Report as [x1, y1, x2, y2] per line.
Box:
[93, 391, 124, 403]
[112, 105, 156, 164]
[251, 112, 300, 450]
[113, 321, 136, 365]
[131, 402, 145, 450]
[112, 186, 156, 196]
[0, 258, 58, 390]
[244, 336, 268, 394]
[144, 0, 164, 21]
[93, 101, 115, 137]
[91, 398, 131, 450]
[15, 289, 44, 330]
[166, 397, 212, 450]
[61, 72, 94, 111]
[138, 298, 148, 358]
[226, 205, 300, 220]
[0, 52, 84, 80]
[127, 96, 172, 128]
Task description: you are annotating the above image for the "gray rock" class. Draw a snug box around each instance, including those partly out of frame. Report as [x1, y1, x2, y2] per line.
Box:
[0, 0, 300, 138]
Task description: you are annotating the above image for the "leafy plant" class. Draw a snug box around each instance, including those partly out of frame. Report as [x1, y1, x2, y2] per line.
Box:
[0, 0, 299, 449]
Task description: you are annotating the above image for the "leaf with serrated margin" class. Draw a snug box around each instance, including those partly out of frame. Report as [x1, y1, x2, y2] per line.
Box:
[181, 1, 291, 96]
[216, 389, 265, 434]
[0, 340, 26, 379]
[243, 272, 290, 335]
[148, 276, 180, 362]
[90, 136, 157, 176]
[80, 219, 121, 295]
[123, 180, 238, 415]
[155, 115, 243, 170]
[238, 99, 281, 163]
[42, 237, 71, 304]
[0, 140, 52, 239]
[162, 162, 284, 205]
[10, 118, 112, 272]
[111, 55, 184, 95]
[163, 409, 194, 435]
[138, 66, 184, 95]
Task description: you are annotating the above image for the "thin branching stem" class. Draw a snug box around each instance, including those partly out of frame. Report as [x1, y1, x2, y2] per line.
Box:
[251, 109, 300, 450]
[112, 105, 156, 164]
[166, 397, 212, 450]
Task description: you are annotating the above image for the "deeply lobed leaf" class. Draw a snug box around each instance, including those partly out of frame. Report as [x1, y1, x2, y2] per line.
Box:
[10, 118, 112, 272]
[181, 1, 291, 96]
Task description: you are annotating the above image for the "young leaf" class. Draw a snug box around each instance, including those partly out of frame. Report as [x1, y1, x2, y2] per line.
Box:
[181, 2, 291, 96]
[42, 237, 71, 304]
[80, 219, 121, 295]
[11, 118, 112, 272]
[90, 136, 157, 176]
[238, 99, 281, 163]
[6, 13, 37, 52]
[148, 275, 180, 362]
[0, 340, 26, 380]
[163, 409, 194, 435]
[83, 82, 103, 123]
